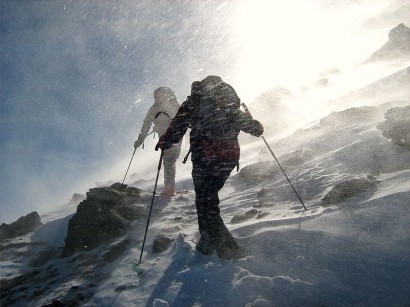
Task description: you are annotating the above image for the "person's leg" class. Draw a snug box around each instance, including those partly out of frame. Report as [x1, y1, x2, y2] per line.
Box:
[162, 144, 181, 196]
[192, 160, 212, 253]
[193, 159, 241, 257]
[192, 159, 226, 232]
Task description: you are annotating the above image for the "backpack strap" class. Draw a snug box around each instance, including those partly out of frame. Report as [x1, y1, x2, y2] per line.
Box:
[182, 149, 191, 164]
[190, 81, 202, 127]
[154, 111, 172, 120]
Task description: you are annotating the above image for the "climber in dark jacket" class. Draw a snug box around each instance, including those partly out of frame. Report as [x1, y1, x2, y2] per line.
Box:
[156, 76, 264, 259]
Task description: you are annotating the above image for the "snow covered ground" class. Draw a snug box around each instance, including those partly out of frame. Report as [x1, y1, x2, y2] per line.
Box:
[1, 97, 409, 306]
[1, 2, 409, 305]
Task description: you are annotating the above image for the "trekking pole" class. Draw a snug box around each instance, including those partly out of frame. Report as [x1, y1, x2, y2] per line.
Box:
[122, 148, 136, 184]
[261, 136, 307, 210]
[138, 150, 164, 264]
[124, 131, 156, 179]
[241, 103, 307, 211]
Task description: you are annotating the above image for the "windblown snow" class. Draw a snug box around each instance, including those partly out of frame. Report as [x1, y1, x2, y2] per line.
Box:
[1, 94, 409, 306]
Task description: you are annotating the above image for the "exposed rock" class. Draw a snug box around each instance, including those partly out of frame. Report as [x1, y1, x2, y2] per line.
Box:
[369, 23, 410, 62]
[0, 212, 43, 242]
[62, 183, 145, 257]
[230, 209, 258, 224]
[152, 234, 173, 253]
[321, 179, 378, 205]
[111, 205, 145, 221]
[237, 161, 278, 184]
[28, 247, 62, 267]
[0, 268, 41, 292]
[255, 186, 297, 208]
[102, 239, 131, 263]
[367, 170, 382, 181]
[377, 105, 410, 150]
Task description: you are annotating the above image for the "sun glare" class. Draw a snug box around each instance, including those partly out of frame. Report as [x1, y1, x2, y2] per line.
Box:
[231, 0, 392, 102]
[232, 0, 326, 100]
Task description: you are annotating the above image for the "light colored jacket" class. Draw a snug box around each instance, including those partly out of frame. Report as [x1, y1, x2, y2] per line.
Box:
[139, 97, 180, 140]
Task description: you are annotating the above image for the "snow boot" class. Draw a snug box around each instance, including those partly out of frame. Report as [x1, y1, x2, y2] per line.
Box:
[195, 231, 216, 255]
[214, 223, 245, 260]
[216, 243, 246, 260]
[160, 184, 176, 197]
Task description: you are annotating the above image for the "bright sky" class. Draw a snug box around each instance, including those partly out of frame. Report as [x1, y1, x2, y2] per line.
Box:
[229, 0, 402, 100]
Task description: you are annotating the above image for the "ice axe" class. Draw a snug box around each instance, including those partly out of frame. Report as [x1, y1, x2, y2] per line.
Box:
[241, 103, 307, 211]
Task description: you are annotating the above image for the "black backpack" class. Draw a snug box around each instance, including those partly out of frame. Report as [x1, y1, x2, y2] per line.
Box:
[191, 77, 241, 141]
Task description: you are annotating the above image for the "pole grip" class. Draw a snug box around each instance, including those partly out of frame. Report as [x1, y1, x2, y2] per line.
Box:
[241, 102, 251, 115]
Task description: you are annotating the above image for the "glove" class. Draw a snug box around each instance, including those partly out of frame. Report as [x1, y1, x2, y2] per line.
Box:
[155, 135, 167, 151]
[250, 120, 264, 137]
[134, 137, 144, 149]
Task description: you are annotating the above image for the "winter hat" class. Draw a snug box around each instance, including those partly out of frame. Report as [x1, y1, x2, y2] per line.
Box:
[154, 87, 175, 102]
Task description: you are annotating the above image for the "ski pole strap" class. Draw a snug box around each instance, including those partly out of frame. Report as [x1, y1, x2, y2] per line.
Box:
[241, 103, 251, 116]
[182, 149, 191, 164]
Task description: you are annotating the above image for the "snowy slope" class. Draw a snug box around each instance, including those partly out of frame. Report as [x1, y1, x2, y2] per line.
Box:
[1, 98, 409, 306]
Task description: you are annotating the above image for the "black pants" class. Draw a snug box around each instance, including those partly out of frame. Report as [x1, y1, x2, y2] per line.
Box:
[192, 157, 238, 241]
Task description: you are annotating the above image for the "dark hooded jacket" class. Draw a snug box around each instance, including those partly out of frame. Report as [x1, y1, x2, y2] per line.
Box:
[158, 76, 263, 162]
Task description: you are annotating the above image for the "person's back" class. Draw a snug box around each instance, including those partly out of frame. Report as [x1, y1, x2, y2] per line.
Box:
[134, 87, 182, 197]
[156, 76, 264, 258]
[146, 87, 180, 137]
[188, 76, 262, 162]
[191, 78, 240, 138]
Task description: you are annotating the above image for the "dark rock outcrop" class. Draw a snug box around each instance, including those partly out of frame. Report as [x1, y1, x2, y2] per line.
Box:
[377, 105, 410, 150]
[369, 23, 410, 61]
[152, 234, 173, 253]
[102, 239, 131, 263]
[237, 161, 278, 184]
[321, 179, 377, 205]
[62, 183, 145, 257]
[0, 212, 43, 242]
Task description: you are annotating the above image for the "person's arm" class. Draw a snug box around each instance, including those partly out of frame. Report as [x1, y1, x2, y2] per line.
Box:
[234, 109, 264, 137]
[134, 106, 155, 148]
[155, 97, 195, 151]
